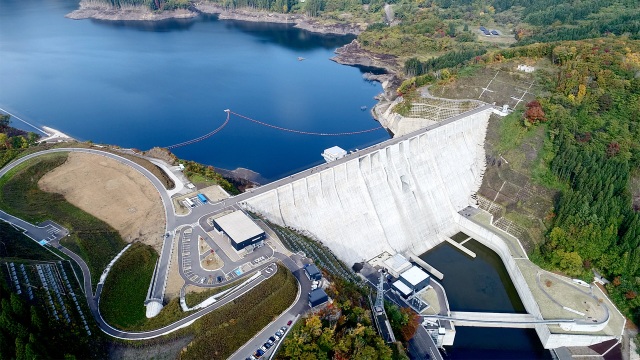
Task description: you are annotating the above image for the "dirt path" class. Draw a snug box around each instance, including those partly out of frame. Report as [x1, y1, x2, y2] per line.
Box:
[38, 152, 165, 253]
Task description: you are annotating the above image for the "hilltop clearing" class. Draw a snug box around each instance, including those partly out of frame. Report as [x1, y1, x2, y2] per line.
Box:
[39, 152, 165, 253]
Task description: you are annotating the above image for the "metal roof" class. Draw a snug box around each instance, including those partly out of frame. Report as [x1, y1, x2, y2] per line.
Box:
[392, 280, 413, 295]
[213, 211, 265, 244]
[309, 288, 328, 303]
[400, 266, 430, 286]
[323, 146, 347, 157]
[305, 264, 321, 277]
[383, 253, 412, 273]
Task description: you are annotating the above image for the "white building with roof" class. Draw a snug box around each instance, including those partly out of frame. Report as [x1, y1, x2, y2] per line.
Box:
[398, 266, 430, 292]
[321, 146, 347, 163]
[392, 280, 413, 299]
[213, 211, 266, 251]
[383, 253, 412, 278]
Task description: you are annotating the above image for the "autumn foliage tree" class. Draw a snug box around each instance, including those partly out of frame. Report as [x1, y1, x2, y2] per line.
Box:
[524, 100, 546, 125]
[399, 307, 421, 341]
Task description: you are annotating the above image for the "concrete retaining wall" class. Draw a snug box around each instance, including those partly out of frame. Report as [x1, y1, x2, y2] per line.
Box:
[456, 216, 615, 348]
[244, 109, 491, 265]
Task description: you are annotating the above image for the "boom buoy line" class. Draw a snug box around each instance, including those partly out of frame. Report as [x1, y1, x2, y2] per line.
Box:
[228, 110, 383, 136]
[165, 110, 231, 149]
[165, 109, 383, 149]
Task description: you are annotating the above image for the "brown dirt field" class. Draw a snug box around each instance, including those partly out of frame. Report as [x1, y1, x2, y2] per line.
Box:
[38, 152, 165, 253]
[201, 252, 223, 271]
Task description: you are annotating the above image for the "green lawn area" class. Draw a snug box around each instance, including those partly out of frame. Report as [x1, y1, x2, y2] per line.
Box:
[99, 242, 158, 329]
[184, 277, 245, 308]
[0, 152, 127, 288]
[181, 264, 298, 359]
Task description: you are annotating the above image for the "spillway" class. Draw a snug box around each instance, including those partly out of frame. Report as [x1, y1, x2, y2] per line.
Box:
[243, 107, 493, 265]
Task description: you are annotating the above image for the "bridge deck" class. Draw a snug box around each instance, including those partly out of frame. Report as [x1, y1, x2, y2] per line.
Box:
[424, 311, 575, 329]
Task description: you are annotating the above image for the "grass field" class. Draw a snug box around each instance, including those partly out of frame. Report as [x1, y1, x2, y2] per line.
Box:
[184, 278, 245, 308]
[99, 242, 159, 329]
[0, 221, 59, 261]
[181, 264, 297, 359]
[0, 152, 127, 288]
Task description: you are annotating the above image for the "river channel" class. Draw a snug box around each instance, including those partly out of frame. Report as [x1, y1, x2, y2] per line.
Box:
[0, 0, 389, 181]
[420, 233, 552, 359]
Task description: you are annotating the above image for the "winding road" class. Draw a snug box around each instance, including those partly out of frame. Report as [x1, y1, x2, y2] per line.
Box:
[0, 147, 312, 342]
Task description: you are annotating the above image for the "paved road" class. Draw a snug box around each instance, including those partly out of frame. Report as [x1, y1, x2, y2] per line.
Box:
[408, 326, 444, 360]
[0, 147, 175, 302]
[228, 253, 313, 360]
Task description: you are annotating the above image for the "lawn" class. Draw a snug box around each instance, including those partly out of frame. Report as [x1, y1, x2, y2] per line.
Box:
[99, 242, 159, 329]
[180, 263, 298, 359]
[0, 152, 127, 288]
[184, 277, 245, 308]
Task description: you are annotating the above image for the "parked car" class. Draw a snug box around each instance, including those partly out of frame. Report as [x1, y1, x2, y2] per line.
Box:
[280, 326, 288, 332]
[260, 346, 267, 352]
[217, 276, 223, 283]
[274, 335, 280, 341]
[269, 336, 276, 342]
[256, 349, 264, 357]
[276, 330, 283, 337]
[265, 342, 272, 349]
[287, 320, 293, 326]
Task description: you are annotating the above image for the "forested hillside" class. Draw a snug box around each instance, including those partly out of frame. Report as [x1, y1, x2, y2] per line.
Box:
[0, 270, 99, 359]
[400, 37, 640, 326]
[534, 39, 640, 323]
[93, 0, 640, 58]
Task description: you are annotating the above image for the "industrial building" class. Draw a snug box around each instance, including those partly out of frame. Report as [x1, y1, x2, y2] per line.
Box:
[393, 266, 430, 296]
[321, 146, 347, 163]
[383, 253, 412, 278]
[308, 288, 329, 308]
[392, 280, 413, 299]
[212, 211, 266, 251]
[304, 264, 322, 281]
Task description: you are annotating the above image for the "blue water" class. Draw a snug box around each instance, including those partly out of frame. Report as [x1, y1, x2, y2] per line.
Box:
[421, 239, 552, 359]
[0, 0, 388, 181]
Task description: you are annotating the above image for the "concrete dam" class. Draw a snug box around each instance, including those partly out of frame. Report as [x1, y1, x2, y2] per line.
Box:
[243, 106, 493, 265]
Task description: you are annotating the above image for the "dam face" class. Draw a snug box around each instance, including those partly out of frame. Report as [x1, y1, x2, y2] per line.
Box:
[243, 108, 492, 265]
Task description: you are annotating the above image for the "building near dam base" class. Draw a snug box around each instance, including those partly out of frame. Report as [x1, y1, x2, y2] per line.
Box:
[212, 211, 266, 251]
[397, 266, 430, 292]
[391, 265, 431, 299]
[383, 253, 412, 278]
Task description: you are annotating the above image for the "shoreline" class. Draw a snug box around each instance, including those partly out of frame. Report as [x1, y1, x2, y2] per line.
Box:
[66, 0, 365, 35]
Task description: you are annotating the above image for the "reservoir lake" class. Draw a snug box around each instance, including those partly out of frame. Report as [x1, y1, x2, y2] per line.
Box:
[1, 0, 550, 357]
[0, 0, 388, 181]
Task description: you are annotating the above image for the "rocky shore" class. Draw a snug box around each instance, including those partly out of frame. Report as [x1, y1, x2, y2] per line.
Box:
[66, 0, 365, 35]
[194, 2, 366, 35]
[331, 40, 404, 133]
[66, 0, 197, 21]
